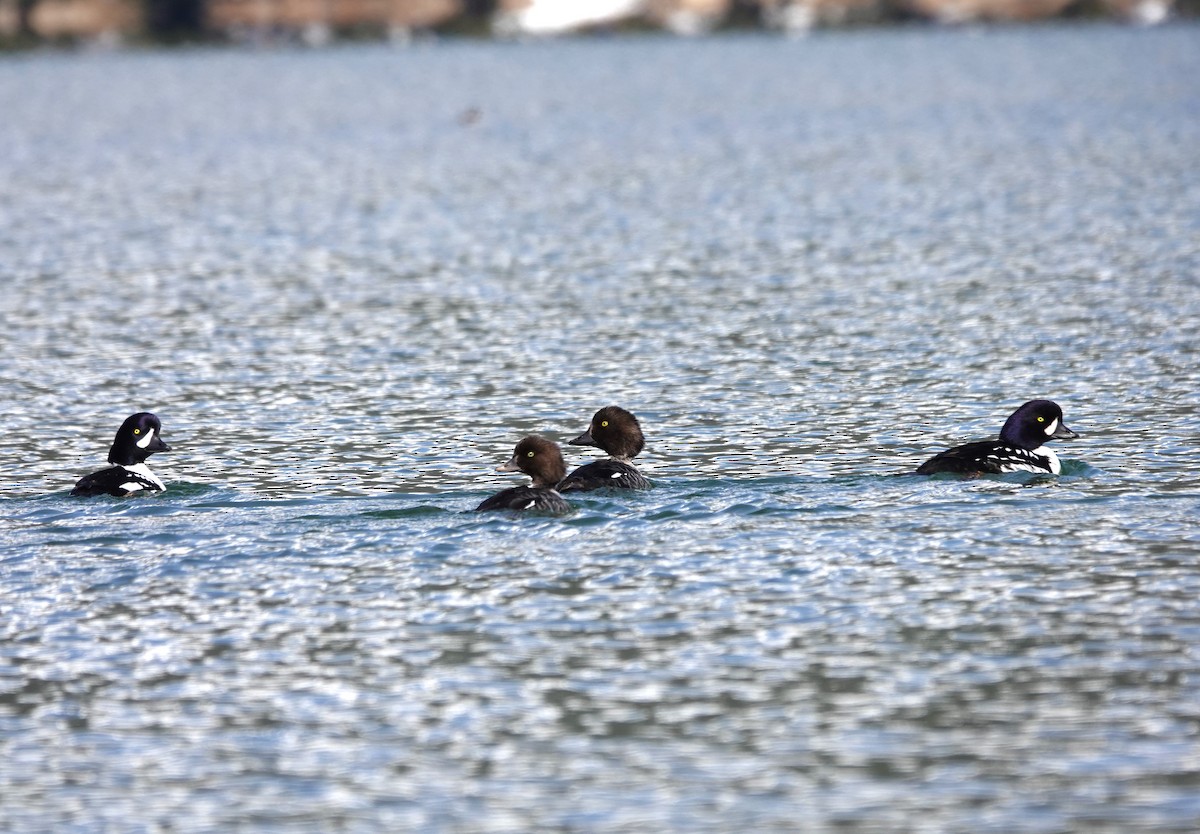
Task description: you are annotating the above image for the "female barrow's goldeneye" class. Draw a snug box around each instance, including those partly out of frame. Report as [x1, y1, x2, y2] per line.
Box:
[916, 399, 1078, 476]
[71, 412, 172, 496]
[475, 435, 571, 514]
[558, 405, 652, 492]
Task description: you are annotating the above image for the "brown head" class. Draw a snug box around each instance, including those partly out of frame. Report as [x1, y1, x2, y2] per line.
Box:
[568, 406, 645, 461]
[497, 435, 567, 488]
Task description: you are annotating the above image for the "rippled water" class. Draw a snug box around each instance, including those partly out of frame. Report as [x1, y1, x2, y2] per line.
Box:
[3, 23, 1200, 832]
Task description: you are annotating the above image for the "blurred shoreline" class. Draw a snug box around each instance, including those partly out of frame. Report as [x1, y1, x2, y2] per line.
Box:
[1, 0, 1193, 51]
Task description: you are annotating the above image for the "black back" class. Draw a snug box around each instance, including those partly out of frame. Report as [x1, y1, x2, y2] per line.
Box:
[915, 442, 1009, 476]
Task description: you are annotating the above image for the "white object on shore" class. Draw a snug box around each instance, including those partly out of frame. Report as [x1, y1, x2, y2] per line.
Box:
[494, 0, 645, 37]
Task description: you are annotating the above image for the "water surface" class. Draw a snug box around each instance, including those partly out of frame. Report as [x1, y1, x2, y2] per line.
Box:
[2, 24, 1200, 833]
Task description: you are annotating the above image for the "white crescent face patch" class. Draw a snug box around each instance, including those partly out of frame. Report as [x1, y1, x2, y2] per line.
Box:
[135, 428, 156, 449]
[1044, 418, 1058, 437]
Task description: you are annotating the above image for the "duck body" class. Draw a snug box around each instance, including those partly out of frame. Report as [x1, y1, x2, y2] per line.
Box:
[71, 463, 167, 497]
[475, 484, 571, 513]
[71, 412, 172, 497]
[916, 399, 1078, 476]
[559, 406, 651, 492]
[558, 459, 651, 491]
[476, 435, 570, 514]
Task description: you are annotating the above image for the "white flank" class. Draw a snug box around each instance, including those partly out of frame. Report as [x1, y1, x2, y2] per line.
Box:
[610, 472, 622, 479]
[999, 447, 1060, 475]
[136, 428, 156, 449]
[997, 462, 1043, 474]
[1035, 446, 1062, 475]
[523, 499, 537, 510]
[125, 462, 166, 491]
[1044, 418, 1058, 437]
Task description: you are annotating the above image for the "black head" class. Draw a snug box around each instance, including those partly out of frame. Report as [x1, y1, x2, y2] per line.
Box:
[998, 400, 1077, 450]
[568, 406, 645, 461]
[107, 412, 171, 466]
[497, 435, 567, 488]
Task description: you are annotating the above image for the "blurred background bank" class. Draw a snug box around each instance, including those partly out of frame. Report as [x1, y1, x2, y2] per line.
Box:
[0, 0, 1188, 49]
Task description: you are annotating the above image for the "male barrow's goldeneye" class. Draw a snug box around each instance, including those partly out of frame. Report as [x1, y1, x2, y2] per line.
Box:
[558, 405, 652, 492]
[71, 412, 172, 496]
[475, 435, 571, 513]
[916, 399, 1078, 476]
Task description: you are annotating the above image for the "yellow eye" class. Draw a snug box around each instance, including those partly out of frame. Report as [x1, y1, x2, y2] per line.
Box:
[526, 451, 535, 458]
[1037, 416, 1045, 423]
[601, 420, 609, 427]
[133, 428, 141, 434]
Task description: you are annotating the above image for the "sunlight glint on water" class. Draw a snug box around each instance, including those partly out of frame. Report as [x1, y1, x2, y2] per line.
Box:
[2, 25, 1199, 834]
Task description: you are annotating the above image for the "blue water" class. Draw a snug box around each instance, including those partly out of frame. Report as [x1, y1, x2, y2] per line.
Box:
[2, 23, 1200, 832]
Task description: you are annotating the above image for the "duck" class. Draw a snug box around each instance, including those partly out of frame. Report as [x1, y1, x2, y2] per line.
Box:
[475, 435, 571, 513]
[916, 399, 1078, 476]
[558, 405, 652, 492]
[71, 412, 172, 496]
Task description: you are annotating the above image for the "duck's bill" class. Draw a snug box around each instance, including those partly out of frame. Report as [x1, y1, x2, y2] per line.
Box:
[1053, 423, 1078, 440]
